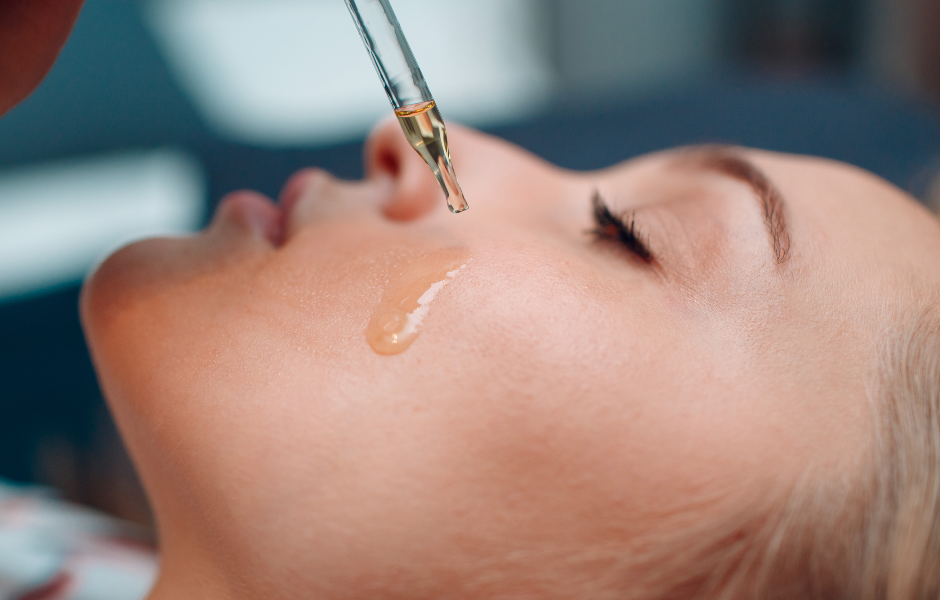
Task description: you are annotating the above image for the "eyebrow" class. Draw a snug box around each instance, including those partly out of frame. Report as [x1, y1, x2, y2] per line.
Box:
[673, 147, 792, 264]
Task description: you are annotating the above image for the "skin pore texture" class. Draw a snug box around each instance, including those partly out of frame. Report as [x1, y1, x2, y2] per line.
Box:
[80, 120, 940, 599]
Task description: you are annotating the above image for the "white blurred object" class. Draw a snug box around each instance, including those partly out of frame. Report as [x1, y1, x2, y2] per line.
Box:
[552, 0, 721, 97]
[0, 481, 157, 600]
[145, 0, 554, 146]
[0, 150, 206, 302]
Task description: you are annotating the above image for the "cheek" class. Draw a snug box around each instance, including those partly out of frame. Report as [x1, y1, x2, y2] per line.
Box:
[384, 251, 806, 534]
[81, 229, 257, 341]
[82, 233, 295, 446]
[359, 250, 691, 513]
[82, 238, 187, 335]
[81, 238, 218, 424]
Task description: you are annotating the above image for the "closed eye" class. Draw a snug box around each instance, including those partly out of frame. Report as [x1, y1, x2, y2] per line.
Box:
[587, 191, 654, 263]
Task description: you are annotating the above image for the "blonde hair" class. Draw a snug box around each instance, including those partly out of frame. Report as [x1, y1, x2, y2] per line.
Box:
[758, 304, 940, 599]
[619, 304, 940, 600]
[428, 297, 940, 600]
[875, 304, 940, 598]
[569, 195, 940, 599]
[476, 186, 940, 599]
[646, 192, 940, 599]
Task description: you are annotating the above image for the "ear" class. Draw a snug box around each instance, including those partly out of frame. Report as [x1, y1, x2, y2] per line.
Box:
[0, 0, 85, 117]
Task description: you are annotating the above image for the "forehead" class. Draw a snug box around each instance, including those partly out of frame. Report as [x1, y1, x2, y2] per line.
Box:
[749, 151, 940, 296]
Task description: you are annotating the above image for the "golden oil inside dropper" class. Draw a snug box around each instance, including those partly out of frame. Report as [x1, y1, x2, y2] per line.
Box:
[395, 101, 469, 214]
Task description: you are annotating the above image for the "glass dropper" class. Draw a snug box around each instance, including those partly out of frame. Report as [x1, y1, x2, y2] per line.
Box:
[344, 0, 469, 214]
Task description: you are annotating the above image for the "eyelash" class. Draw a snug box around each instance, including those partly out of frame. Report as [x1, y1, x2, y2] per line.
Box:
[588, 191, 654, 263]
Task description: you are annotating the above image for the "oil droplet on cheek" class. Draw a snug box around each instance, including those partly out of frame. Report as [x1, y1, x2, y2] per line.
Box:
[366, 250, 468, 356]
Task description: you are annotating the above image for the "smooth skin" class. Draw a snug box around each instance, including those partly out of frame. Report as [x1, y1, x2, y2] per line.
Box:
[81, 119, 940, 599]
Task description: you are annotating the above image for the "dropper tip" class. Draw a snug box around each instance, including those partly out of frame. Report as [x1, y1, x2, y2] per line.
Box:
[446, 196, 470, 214]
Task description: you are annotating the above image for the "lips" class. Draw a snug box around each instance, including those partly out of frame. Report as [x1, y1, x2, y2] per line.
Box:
[214, 189, 285, 246]
[215, 167, 390, 248]
[211, 169, 328, 250]
[278, 168, 341, 231]
[278, 168, 318, 221]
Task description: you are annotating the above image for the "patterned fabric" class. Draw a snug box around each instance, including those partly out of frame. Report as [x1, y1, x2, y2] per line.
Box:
[0, 481, 157, 600]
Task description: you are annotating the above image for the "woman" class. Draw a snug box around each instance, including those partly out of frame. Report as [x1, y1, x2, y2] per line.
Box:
[81, 118, 940, 599]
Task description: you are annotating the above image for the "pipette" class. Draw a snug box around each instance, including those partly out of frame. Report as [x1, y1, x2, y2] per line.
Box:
[344, 0, 469, 214]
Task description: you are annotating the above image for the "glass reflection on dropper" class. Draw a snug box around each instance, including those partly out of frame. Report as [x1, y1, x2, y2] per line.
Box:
[344, 0, 469, 214]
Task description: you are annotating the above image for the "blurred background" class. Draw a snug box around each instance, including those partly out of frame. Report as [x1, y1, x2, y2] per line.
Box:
[1, 0, 939, 527]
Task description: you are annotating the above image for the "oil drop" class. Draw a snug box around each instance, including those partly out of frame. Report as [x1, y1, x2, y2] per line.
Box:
[396, 101, 469, 214]
[367, 250, 468, 356]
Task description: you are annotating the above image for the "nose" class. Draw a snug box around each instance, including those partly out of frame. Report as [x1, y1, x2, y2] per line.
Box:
[365, 118, 443, 222]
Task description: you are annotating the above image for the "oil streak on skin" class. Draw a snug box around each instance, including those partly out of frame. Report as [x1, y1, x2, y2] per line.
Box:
[367, 250, 468, 355]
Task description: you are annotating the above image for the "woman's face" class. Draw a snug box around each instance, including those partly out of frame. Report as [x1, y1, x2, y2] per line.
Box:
[82, 121, 940, 597]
